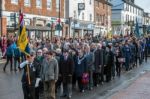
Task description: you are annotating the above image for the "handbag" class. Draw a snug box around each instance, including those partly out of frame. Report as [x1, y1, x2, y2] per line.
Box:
[81, 73, 89, 84]
[118, 58, 125, 63]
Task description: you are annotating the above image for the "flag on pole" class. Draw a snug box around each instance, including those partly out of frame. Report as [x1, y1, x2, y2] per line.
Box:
[135, 18, 140, 38]
[17, 10, 30, 56]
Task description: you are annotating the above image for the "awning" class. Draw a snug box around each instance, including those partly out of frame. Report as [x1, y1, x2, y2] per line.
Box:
[7, 26, 52, 31]
[26, 26, 51, 31]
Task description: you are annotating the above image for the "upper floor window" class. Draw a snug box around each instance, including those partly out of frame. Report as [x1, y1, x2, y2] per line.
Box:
[74, 10, 77, 18]
[82, 13, 84, 20]
[24, 0, 30, 6]
[89, 0, 92, 5]
[90, 14, 92, 21]
[103, 4, 105, 9]
[11, 0, 18, 4]
[47, 0, 52, 9]
[56, 0, 61, 12]
[36, 0, 42, 8]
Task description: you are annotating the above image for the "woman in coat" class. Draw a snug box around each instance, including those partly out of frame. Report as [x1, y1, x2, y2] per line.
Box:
[74, 49, 87, 92]
[84, 45, 94, 90]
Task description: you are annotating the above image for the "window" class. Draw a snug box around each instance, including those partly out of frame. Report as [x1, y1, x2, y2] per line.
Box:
[82, 13, 84, 20]
[89, 0, 91, 4]
[47, 0, 52, 9]
[95, 1, 100, 7]
[103, 4, 105, 9]
[56, 0, 61, 12]
[36, 0, 42, 8]
[74, 10, 77, 18]
[11, 0, 18, 4]
[90, 14, 92, 21]
[126, 14, 128, 22]
[24, 0, 30, 6]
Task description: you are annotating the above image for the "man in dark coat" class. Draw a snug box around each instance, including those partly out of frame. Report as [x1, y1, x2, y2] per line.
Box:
[20, 52, 36, 99]
[59, 49, 74, 99]
[93, 43, 104, 86]
[105, 46, 114, 82]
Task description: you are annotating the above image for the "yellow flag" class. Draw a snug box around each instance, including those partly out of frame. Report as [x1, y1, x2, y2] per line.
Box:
[17, 26, 28, 52]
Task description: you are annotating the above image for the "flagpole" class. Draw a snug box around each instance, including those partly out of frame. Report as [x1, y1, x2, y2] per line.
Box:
[27, 64, 31, 85]
[19, 9, 31, 85]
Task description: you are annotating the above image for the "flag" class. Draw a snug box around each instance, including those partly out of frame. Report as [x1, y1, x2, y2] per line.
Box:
[135, 18, 140, 38]
[17, 10, 30, 56]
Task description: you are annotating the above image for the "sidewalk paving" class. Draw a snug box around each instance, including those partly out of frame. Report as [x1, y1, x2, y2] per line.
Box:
[0, 59, 6, 64]
[109, 72, 150, 99]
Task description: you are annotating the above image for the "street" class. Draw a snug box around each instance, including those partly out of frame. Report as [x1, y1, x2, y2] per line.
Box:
[0, 59, 150, 99]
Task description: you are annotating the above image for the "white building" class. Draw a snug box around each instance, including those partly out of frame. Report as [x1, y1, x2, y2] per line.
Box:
[143, 12, 150, 26]
[109, 0, 144, 35]
[65, 0, 94, 38]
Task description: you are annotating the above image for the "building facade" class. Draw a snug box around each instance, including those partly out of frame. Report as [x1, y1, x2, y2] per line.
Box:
[143, 12, 150, 34]
[94, 0, 112, 36]
[65, 0, 94, 38]
[1, 0, 67, 39]
[109, 0, 144, 35]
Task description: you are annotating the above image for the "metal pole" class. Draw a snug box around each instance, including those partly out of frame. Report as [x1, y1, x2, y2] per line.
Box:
[69, 18, 71, 37]
[59, 0, 61, 36]
[74, 19, 75, 38]
[0, 0, 2, 36]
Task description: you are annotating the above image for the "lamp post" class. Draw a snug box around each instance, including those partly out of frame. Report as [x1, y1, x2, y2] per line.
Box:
[51, 21, 53, 40]
[58, 0, 61, 36]
[0, 0, 2, 36]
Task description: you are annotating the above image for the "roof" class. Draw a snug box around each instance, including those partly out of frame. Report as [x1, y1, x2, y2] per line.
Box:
[123, 0, 143, 10]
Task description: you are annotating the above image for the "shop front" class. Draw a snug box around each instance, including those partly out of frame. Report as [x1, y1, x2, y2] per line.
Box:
[71, 20, 94, 38]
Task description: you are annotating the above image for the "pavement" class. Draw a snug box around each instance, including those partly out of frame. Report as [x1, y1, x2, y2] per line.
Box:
[0, 59, 150, 99]
[109, 72, 150, 99]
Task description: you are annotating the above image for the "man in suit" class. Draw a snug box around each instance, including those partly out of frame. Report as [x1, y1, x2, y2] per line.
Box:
[59, 49, 74, 99]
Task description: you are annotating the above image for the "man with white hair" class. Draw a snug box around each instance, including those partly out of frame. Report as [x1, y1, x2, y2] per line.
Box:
[34, 49, 44, 99]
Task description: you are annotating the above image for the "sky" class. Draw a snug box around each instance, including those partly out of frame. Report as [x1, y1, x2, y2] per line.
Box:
[135, 0, 150, 13]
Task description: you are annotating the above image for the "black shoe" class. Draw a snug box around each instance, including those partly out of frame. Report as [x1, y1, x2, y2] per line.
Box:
[3, 67, 5, 72]
[61, 95, 67, 97]
[14, 69, 17, 72]
[67, 96, 72, 99]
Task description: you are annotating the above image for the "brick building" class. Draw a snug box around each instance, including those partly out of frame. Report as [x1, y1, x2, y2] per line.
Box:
[1, 0, 67, 39]
[94, 0, 112, 36]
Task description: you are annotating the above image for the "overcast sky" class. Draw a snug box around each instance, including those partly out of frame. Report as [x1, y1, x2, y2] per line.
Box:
[135, 0, 150, 13]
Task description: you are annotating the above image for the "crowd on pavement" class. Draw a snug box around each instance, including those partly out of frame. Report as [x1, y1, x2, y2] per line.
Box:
[0, 34, 150, 99]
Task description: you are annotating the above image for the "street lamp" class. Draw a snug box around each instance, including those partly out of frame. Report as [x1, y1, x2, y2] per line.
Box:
[0, 0, 2, 36]
[58, 0, 61, 35]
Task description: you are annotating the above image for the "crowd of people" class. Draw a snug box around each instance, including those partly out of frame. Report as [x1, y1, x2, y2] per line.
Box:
[1, 34, 150, 99]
